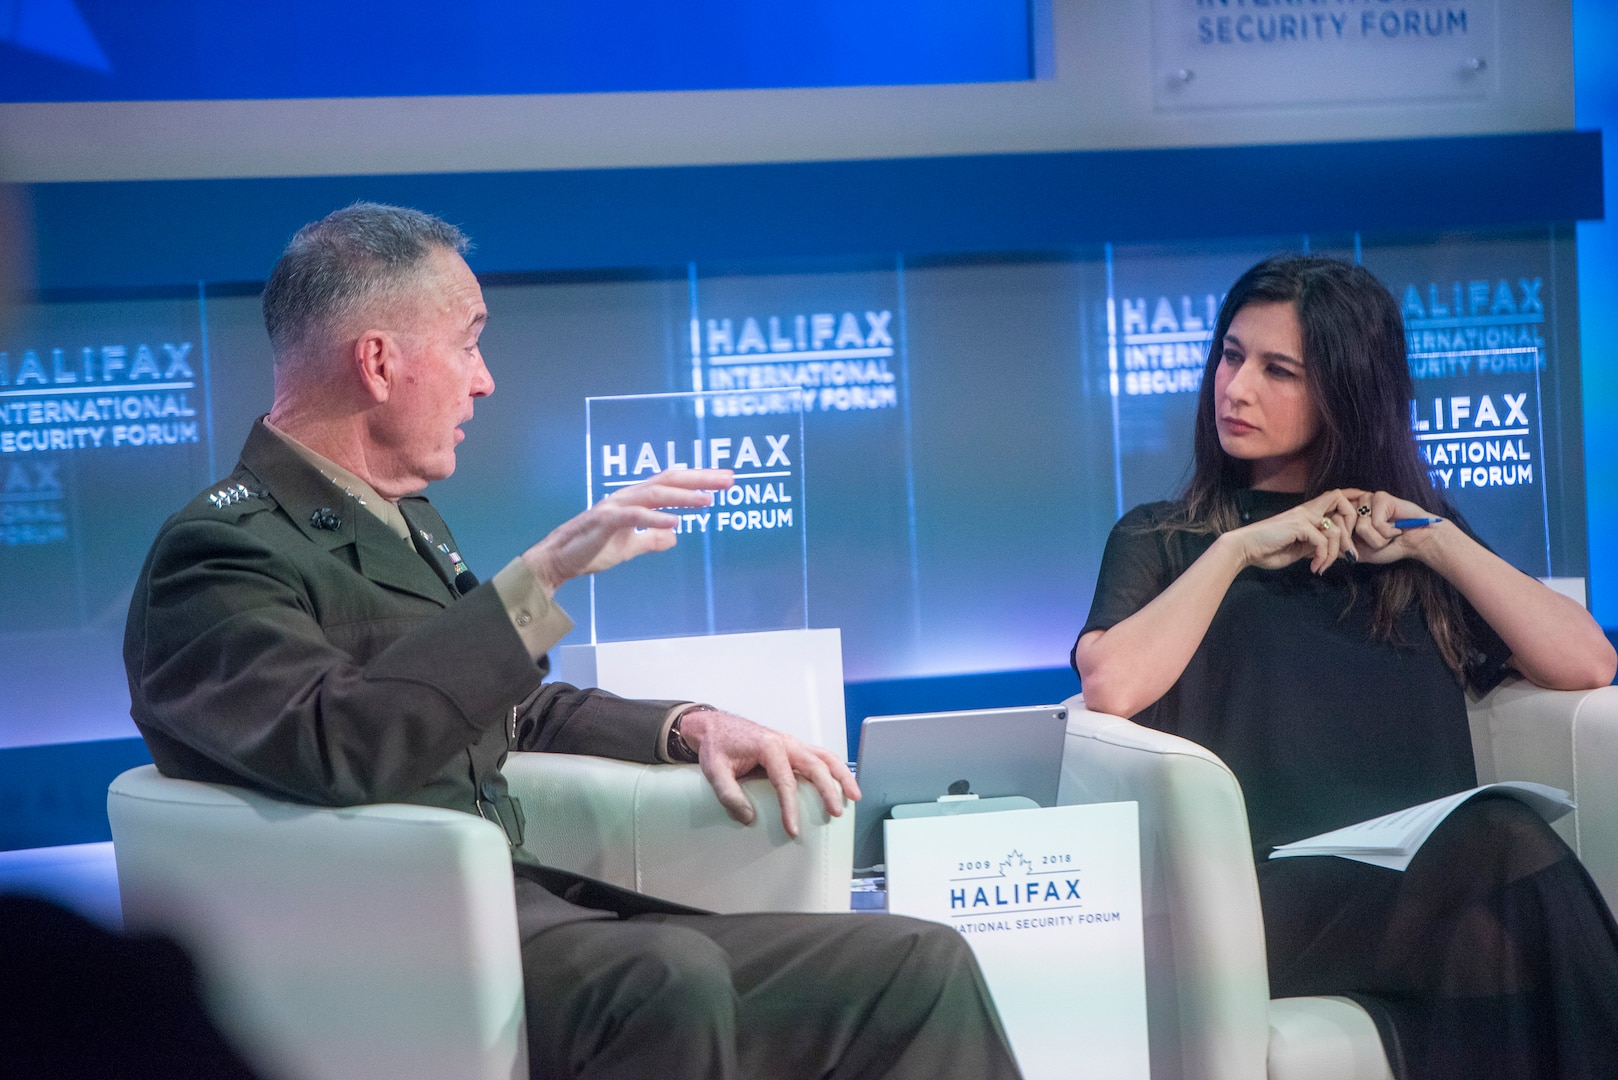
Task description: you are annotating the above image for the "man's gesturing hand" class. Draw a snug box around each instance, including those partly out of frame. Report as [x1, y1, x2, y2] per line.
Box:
[676, 708, 861, 839]
[521, 469, 732, 592]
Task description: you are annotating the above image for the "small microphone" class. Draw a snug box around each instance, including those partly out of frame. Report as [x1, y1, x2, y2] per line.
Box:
[455, 569, 479, 595]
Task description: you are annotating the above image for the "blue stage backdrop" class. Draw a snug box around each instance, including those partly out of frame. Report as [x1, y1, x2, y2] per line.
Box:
[0, 225, 1590, 747]
[0, 130, 1608, 849]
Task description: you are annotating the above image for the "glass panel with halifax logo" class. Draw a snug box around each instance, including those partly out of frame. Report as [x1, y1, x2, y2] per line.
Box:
[1360, 226, 1585, 581]
[687, 258, 917, 680]
[0, 290, 215, 747]
[1103, 238, 1305, 514]
[585, 390, 808, 642]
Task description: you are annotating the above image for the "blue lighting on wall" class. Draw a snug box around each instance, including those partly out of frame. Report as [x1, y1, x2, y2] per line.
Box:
[1576, 0, 1618, 631]
[0, 0, 1036, 103]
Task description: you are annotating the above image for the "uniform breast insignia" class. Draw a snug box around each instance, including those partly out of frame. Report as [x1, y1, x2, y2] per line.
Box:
[437, 541, 472, 579]
[207, 483, 262, 509]
[309, 508, 343, 531]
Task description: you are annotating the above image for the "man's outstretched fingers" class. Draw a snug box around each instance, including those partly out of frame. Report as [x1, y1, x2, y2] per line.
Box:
[827, 751, 861, 803]
[701, 758, 756, 826]
[615, 468, 734, 508]
[758, 741, 802, 838]
[796, 749, 848, 819]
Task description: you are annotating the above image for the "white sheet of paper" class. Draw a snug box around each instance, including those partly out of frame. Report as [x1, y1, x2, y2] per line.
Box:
[1269, 781, 1573, 871]
[885, 802, 1149, 1080]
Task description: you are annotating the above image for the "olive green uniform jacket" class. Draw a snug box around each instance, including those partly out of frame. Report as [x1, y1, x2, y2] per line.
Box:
[124, 419, 681, 930]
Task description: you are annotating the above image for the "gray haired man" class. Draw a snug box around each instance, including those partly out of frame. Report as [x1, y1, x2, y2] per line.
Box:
[125, 203, 1021, 1079]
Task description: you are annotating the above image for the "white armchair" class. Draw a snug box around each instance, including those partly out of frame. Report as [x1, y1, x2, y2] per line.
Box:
[1466, 679, 1618, 907]
[1057, 679, 1618, 1080]
[504, 753, 854, 914]
[107, 755, 853, 1080]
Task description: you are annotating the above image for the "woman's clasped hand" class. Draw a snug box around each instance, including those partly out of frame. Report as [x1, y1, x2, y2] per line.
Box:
[1223, 488, 1449, 575]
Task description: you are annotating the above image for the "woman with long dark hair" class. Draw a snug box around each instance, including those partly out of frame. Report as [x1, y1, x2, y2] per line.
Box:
[1073, 255, 1618, 1079]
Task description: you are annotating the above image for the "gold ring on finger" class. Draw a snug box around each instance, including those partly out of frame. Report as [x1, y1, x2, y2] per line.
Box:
[1318, 517, 1334, 532]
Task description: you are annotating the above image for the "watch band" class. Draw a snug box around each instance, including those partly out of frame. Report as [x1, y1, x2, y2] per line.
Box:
[666, 704, 715, 764]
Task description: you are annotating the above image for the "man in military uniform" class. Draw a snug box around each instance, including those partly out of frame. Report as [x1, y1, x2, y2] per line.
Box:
[124, 202, 1020, 1079]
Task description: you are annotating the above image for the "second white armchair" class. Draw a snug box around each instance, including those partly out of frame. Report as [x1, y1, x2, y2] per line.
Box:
[1057, 680, 1618, 1080]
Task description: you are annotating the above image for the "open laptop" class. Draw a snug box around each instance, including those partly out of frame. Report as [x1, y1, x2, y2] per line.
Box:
[851, 704, 1069, 873]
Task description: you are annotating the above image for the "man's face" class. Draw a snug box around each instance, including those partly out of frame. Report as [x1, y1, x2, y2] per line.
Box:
[370, 248, 493, 493]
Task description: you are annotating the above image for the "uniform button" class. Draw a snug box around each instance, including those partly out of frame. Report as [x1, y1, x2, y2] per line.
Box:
[515, 611, 532, 627]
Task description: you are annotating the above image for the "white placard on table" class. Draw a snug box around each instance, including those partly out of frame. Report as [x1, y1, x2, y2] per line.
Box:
[885, 802, 1148, 1080]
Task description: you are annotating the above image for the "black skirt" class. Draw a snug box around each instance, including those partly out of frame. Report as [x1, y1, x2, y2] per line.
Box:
[1258, 795, 1618, 1080]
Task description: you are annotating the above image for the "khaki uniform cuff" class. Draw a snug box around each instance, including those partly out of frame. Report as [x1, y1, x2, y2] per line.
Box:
[491, 558, 574, 659]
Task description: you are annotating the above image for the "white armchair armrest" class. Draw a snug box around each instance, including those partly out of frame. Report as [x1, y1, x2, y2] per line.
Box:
[107, 765, 527, 1080]
[504, 752, 854, 914]
[1468, 679, 1618, 911]
[1057, 695, 1272, 1080]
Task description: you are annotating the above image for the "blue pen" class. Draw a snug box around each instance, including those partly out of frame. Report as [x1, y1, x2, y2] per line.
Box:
[1393, 517, 1443, 529]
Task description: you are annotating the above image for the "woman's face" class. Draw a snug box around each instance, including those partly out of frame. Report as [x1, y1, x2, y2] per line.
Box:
[1212, 300, 1321, 492]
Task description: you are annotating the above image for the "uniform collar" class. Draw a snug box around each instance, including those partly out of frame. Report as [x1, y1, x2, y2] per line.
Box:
[262, 417, 412, 543]
[239, 418, 456, 604]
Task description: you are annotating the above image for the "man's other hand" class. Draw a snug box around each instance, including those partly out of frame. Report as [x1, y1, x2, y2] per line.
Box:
[522, 469, 733, 592]
[677, 709, 860, 839]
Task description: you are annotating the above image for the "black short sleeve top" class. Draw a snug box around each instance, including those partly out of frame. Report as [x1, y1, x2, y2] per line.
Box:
[1077, 491, 1513, 854]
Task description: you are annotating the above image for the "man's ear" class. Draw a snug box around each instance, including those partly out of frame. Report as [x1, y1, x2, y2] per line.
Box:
[353, 328, 395, 404]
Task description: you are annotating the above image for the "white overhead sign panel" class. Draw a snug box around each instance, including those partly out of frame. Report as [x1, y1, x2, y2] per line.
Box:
[1153, 0, 1497, 110]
